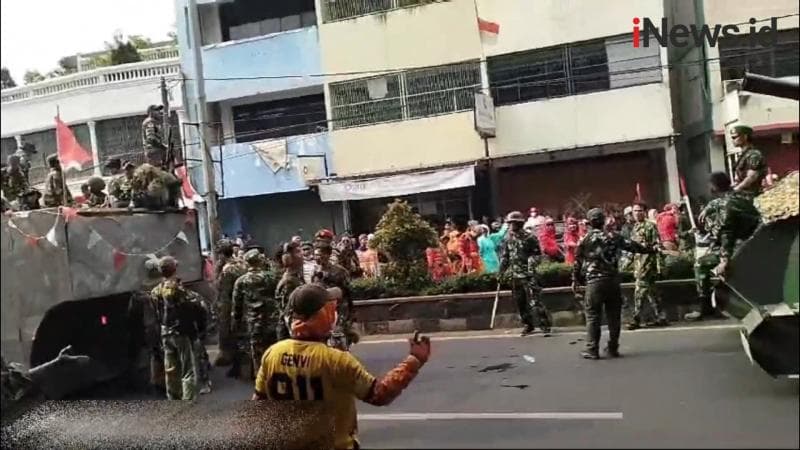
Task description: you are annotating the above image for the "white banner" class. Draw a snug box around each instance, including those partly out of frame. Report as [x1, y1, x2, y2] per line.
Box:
[318, 166, 475, 202]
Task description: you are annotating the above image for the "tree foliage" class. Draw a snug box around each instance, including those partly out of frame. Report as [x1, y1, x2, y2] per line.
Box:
[371, 200, 438, 287]
[105, 33, 143, 66]
[23, 70, 45, 85]
[0, 67, 16, 89]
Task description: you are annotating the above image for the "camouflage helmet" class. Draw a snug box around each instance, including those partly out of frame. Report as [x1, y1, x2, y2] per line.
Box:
[87, 176, 106, 191]
[505, 211, 525, 223]
[586, 208, 605, 224]
[243, 248, 266, 267]
[215, 238, 233, 253]
[158, 256, 178, 273]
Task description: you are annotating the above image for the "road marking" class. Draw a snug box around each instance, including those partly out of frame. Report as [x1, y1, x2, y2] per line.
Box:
[361, 324, 740, 345]
[359, 412, 623, 421]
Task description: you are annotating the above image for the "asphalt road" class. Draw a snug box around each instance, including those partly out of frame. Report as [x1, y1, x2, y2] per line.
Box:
[3, 324, 798, 449]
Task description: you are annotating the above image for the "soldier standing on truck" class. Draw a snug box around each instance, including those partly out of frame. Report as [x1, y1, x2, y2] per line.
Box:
[142, 105, 167, 168]
[2, 155, 29, 206]
[150, 256, 206, 400]
[499, 211, 552, 337]
[107, 160, 135, 208]
[43, 154, 72, 207]
[685, 172, 761, 321]
[232, 249, 280, 379]
[14, 142, 37, 184]
[730, 125, 767, 201]
[214, 239, 247, 370]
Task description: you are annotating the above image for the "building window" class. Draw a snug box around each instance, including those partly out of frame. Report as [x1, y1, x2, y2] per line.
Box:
[488, 34, 661, 106]
[232, 94, 327, 143]
[719, 29, 800, 81]
[220, 0, 317, 42]
[329, 61, 480, 129]
[321, 0, 444, 23]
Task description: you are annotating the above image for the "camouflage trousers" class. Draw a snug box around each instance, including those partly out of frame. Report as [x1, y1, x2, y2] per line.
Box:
[584, 278, 623, 353]
[162, 334, 198, 401]
[249, 328, 278, 379]
[216, 302, 235, 361]
[510, 277, 551, 330]
[694, 251, 721, 316]
[194, 339, 210, 387]
[632, 278, 665, 324]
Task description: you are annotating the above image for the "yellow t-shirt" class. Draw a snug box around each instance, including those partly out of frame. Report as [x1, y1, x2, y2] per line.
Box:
[255, 339, 376, 450]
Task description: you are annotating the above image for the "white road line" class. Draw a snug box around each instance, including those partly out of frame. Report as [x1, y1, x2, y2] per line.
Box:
[361, 323, 740, 345]
[359, 412, 624, 421]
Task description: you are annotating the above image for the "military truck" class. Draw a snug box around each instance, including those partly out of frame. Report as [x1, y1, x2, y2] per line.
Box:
[713, 73, 799, 378]
[1, 207, 210, 389]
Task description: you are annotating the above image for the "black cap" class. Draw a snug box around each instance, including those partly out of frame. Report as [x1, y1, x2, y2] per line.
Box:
[147, 104, 164, 114]
[105, 158, 122, 169]
[288, 284, 334, 319]
[19, 142, 37, 154]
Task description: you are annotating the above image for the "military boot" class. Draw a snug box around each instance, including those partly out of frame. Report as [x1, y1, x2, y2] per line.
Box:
[520, 325, 536, 336]
[580, 350, 600, 360]
[604, 346, 621, 358]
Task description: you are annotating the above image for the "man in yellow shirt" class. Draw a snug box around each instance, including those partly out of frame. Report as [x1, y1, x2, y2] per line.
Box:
[253, 284, 431, 450]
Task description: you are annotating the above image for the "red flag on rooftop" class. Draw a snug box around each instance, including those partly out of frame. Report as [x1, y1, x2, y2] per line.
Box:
[478, 17, 500, 35]
[55, 117, 92, 171]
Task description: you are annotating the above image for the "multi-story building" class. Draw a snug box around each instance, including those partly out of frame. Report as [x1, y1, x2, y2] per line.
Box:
[670, 0, 798, 198]
[1, 52, 182, 191]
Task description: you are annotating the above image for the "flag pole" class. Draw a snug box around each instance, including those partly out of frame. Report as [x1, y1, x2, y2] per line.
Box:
[56, 106, 69, 207]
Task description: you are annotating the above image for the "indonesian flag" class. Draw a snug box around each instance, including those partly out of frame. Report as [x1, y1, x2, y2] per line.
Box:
[478, 17, 500, 35]
[175, 165, 202, 209]
[55, 117, 92, 171]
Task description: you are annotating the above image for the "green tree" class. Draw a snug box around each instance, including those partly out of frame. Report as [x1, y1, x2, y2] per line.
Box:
[106, 33, 142, 65]
[128, 34, 153, 50]
[23, 70, 45, 84]
[1, 67, 16, 89]
[371, 200, 438, 288]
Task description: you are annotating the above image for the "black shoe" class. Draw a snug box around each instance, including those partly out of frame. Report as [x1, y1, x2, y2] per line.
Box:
[626, 322, 640, 330]
[541, 328, 552, 337]
[581, 350, 600, 360]
[605, 347, 621, 358]
[520, 326, 536, 336]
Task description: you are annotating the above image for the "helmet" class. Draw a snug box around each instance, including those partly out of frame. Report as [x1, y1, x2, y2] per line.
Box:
[586, 208, 605, 223]
[243, 249, 266, 267]
[215, 239, 233, 253]
[88, 176, 106, 191]
[505, 211, 525, 223]
[158, 256, 178, 272]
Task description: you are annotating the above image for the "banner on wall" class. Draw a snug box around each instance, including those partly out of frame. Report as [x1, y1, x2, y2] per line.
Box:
[317, 165, 476, 202]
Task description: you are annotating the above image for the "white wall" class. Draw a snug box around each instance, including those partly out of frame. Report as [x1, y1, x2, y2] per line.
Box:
[490, 83, 675, 157]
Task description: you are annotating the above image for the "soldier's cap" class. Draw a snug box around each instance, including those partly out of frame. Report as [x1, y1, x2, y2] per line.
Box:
[301, 241, 313, 249]
[287, 284, 336, 319]
[46, 154, 60, 164]
[243, 248, 265, 265]
[104, 158, 122, 169]
[245, 243, 264, 253]
[19, 142, 37, 154]
[505, 211, 526, 223]
[87, 176, 106, 190]
[731, 125, 753, 137]
[158, 256, 178, 271]
[586, 208, 605, 222]
[215, 238, 233, 251]
[147, 104, 164, 114]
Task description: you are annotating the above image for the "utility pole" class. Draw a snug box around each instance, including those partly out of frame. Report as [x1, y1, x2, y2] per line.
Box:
[187, 0, 220, 248]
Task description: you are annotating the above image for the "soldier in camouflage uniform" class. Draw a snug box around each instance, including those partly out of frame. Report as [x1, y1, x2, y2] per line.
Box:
[627, 203, 668, 330]
[572, 208, 657, 359]
[730, 125, 767, 201]
[499, 211, 552, 336]
[2, 154, 29, 206]
[685, 172, 761, 321]
[214, 239, 247, 369]
[142, 105, 167, 168]
[14, 142, 37, 184]
[188, 290, 213, 394]
[312, 240, 359, 349]
[107, 160, 135, 208]
[84, 176, 107, 207]
[43, 154, 73, 207]
[232, 249, 280, 379]
[276, 241, 306, 341]
[130, 163, 181, 210]
[150, 256, 206, 400]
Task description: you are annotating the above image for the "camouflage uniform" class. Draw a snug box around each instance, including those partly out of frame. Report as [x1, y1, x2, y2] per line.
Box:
[630, 220, 666, 327]
[142, 116, 167, 168]
[733, 147, 767, 201]
[130, 163, 181, 209]
[573, 214, 654, 356]
[108, 175, 133, 208]
[275, 267, 305, 341]
[215, 256, 247, 365]
[691, 191, 760, 318]
[151, 273, 205, 401]
[2, 165, 28, 204]
[188, 290, 212, 393]
[14, 147, 35, 183]
[499, 215, 552, 334]
[312, 261, 355, 344]
[43, 168, 72, 207]
[85, 176, 107, 207]
[232, 250, 280, 378]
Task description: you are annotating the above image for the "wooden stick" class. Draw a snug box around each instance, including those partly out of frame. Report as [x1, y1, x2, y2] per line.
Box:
[490, 282, 501, 329]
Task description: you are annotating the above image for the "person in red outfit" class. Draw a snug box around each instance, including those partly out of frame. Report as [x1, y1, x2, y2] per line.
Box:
[656, 203, 679, 250]
[538, 218, 562, 262]
[563, 217, 581, 265]
[458, 225, 482, 274]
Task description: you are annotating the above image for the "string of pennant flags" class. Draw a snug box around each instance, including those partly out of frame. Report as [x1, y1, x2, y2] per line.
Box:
[4, 207, 196, 271]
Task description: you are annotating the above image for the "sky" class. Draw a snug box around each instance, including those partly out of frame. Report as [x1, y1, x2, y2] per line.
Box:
[1, 0, 177, 83]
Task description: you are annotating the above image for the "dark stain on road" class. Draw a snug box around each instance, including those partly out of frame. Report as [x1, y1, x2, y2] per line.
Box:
[478, 363, 514, 373]
[506, 354, 519, 358]
[501, 383, 530, 390]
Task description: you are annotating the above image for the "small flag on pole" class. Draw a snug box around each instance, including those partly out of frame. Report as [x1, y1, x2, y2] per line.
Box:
[55, 117, 92, 171]
[477, 18, 500, 35]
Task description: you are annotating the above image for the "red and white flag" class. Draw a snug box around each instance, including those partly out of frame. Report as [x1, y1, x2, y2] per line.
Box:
[478, 17, 500, 35]
[175, 165, 202, 209]
[55, 117, 92, 171]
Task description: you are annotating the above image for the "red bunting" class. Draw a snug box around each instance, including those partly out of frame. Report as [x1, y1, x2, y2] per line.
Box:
[25, 236, 39, 247]
[113, 249, 127, 271]
[184, 209, 196, 226]
[60, 206, 78, 223]
[203, 258, 215, 281]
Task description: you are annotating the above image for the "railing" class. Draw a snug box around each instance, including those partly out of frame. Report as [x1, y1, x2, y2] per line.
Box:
[1, 58, 180, 104]
[77, 46, 179, 71]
